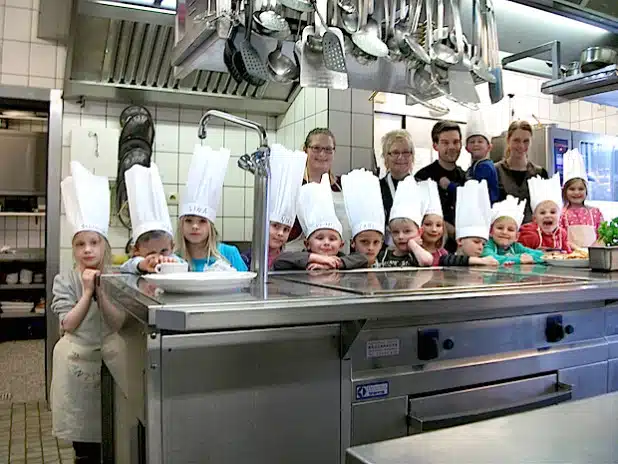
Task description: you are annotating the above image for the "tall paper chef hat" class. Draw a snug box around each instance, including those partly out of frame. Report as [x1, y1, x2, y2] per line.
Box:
[465, 110, 491, 143]
[419, 179, 443, 218]
[61, 161, 110, 238]
[562, 148, 588, 186]
[125, 163, 173, 243]
[180, 145, 230, 223]
[297, 173, 343, 238]
[528, 173, 563, 213]
[456, 180, 491, 240]
[491, 195, 526, 228]
[269, 144, 307, 227]
[389, 176, 424, 227]
[341, 168, 385, 238]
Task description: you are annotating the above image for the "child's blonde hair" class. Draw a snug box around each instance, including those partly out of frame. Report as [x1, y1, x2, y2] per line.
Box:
[389, 218, 419, 230]
[72, 232, 112, 271]
[176, 216, 227, 268]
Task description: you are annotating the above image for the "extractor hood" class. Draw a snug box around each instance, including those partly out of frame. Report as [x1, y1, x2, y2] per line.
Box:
[541, 64, 618, 108]
[62, 0, 300, 115]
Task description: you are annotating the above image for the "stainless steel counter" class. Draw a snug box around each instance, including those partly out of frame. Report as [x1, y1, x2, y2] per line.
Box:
[346, 392, 618, 464]
[100, 266, 618, 332]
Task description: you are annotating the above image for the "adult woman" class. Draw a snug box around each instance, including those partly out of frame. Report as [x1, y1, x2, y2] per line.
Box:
[379, 130, 415, 223]
[495, 120, 548, 224]
[287, 128, 347, 247]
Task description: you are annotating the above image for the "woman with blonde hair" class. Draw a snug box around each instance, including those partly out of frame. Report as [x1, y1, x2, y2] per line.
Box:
[379, 129, 415, 223]
[495, 120, 548, 224]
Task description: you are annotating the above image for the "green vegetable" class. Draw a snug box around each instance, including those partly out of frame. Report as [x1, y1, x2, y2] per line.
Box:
[597, 217, 618, 246]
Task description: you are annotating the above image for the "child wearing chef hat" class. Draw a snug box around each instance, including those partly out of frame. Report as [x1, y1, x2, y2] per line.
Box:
[519, 174, 572, 253]
[241, 144, 307, 269]
[273, 173, 368, 271]
[560, 148, 604, 248]
[120, 163, 186, 274]
[50, 161, 112, 461]
[376, 176, 434, 267]
[176, 145, 246, 272]
[341, 168, 385, 267]
[481, 196, 545, 265]
[455, 180, 494, 260]
[419, 180, 448, 265]
[465, 112, 499, 204]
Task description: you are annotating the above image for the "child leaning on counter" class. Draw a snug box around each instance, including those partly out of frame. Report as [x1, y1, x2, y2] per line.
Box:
[273, 173, 368, 271]
[341, 168, 386, 268]
[120, 163, 186, 275]
[482, 195, 545, 265]
[241, 144, 307, 270]
[175, 145, 246, 272]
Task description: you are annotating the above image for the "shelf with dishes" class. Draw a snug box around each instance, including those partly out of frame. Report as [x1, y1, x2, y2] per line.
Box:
[0, 300, 45, 318]
[0, 247, 45, 263]
[0, 283, 45, 290]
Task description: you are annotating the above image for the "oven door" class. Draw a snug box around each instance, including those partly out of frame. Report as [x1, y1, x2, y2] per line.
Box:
[406, 373, 571, 434]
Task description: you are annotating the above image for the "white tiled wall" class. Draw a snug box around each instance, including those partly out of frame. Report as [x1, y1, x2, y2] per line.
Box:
[276, 88, 329, 150]
[570, 101, 618, 136]
[0, 0, 66, 89]
[328, 89, 375, 175]
[59, 100, 279, 271]
[0, 216, 45, 248]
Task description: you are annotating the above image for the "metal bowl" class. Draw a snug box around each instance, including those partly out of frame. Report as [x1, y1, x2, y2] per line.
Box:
[580, 46, 618, 73]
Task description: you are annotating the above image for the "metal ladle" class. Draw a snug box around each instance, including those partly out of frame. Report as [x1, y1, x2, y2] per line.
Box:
[351, 0, 388, 57]
[267, 40, 300, 82]
[398, 0, 430, 64]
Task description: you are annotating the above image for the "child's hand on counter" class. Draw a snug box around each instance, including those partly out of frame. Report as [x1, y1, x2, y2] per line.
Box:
[309, 254, 343, 269]
[138, 254, 162, 273]
[470, 256, 499, 267]
[520, 254, 535, 264]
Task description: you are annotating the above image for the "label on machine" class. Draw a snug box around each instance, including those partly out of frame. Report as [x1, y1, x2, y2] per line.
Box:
[366, 338, 400, 358]
[355, 382, 389, 401]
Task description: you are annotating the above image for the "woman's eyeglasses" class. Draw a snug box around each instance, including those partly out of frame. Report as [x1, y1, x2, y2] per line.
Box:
[388, 151, 413, 159]
[309, 145, 335, 155]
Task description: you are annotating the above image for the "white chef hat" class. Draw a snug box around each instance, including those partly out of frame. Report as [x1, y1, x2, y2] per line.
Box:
[562, 149, 588, 186]
[419, 179, 443, 217]
[297, 173, 343, 238]
[389, 176, 424, 227]
[125, 163, 173, 243]
[528, 173, 563, 213]
[61, 161, 110, 238]
[465, 110, 491, 143]
[180, 145, 230, 223]
[341, 168, 385, 238]
[491, 195, 526, 228]
[456, 180, 491, 240]
[269, 144, 307, 227]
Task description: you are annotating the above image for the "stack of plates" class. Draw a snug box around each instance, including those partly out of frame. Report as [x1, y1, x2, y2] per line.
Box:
[0, 301, 34, 314]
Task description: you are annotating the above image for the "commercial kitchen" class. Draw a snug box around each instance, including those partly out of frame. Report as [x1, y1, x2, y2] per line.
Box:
[2, 0, 618, 462]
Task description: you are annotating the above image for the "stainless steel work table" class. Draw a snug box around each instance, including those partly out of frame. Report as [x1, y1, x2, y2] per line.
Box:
[101, 266, 618, 332]
[346, 392, 618, 464]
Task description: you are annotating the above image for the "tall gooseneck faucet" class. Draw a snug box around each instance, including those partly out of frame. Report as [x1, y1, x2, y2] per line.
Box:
[198, 110, 270, 298]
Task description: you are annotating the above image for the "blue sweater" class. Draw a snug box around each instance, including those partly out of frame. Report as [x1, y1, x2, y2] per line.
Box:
[467, 159, 500, 204]
[189, 243, 248, 272]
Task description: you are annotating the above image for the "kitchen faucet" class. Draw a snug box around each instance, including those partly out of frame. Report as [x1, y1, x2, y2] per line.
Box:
[198, 110, 270, 298]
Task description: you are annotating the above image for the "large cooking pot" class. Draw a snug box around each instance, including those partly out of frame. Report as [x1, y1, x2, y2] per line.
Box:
[580, 46, 618, 73]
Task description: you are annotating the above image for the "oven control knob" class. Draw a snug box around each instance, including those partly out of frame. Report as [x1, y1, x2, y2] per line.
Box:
[565, 325, 574, 335]
[545, 315, 565, 343]
[443, 339, 454, 350]
[418, 329, 439, 361]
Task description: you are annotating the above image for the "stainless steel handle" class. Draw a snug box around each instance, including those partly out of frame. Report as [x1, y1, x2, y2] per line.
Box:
[407, 382, 572, 433]
[406, 91, 449, 116]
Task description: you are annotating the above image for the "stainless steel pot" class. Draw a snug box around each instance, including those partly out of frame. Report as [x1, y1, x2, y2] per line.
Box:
[580, 46, 617, 73]
[565, 61, 580, 77]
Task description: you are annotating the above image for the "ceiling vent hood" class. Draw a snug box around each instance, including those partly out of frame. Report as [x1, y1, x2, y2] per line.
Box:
[63, 0, 299, 115]
[541, 64, 618, 108]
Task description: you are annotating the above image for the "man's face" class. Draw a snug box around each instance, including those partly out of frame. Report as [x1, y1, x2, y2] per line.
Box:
[433, 130, 461, 165]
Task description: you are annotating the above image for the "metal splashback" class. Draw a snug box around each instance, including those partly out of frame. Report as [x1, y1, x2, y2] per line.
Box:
[274, 268, 589, 296]
[63, 0, 300, 114]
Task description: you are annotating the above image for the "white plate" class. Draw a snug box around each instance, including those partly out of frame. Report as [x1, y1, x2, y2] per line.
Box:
[143, 272, 257, 293]
[545, 258, 590, 268]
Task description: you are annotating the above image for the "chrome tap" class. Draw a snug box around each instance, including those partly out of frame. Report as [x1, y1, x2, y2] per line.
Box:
[198, 110, 270, 298]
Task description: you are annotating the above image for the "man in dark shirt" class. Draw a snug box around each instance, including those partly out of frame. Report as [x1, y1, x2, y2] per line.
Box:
[415, 121, 466, 252]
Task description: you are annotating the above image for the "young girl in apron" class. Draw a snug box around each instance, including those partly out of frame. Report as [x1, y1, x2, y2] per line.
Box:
[176, 145, 247, 271]
[560, 149, 604, 248]
[51, 162, 112, 463]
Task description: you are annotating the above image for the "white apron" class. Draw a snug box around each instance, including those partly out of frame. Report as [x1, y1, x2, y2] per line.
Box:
[565, 208, 597, 248]
[384, 174, 398, 247]
[50, 332, 102, 443]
